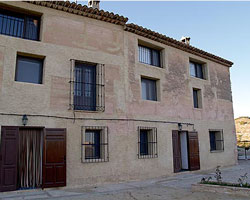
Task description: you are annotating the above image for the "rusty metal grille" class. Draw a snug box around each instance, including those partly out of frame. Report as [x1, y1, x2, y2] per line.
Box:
[69, 60, 105, 112]
[138, 126, 158, 159]
[0, 9, 40, 41]
[81, 126, 109, 163]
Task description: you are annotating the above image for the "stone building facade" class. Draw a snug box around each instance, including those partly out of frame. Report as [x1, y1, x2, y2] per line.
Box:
[0, 1, 237, 192]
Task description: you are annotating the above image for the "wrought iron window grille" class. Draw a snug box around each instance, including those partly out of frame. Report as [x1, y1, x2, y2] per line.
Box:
[69, 60, 105, 112]
[138, 126, 158, 159]
[0, 9, 40, 41]
[81, 126, 109, 163]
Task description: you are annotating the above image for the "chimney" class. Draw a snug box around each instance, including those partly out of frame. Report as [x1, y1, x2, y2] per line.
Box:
[180, 36, 190, 45]
[88, 0, 100, 10]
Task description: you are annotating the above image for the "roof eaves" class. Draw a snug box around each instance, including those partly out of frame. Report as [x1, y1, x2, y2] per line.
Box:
[125, 23, 233, 67]
[26, 1, 128, 26]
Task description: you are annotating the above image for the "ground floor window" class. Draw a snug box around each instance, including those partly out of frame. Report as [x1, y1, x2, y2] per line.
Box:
[138, 127, 157, 158]
[81, 126, 109, 163]
[209, 130, 224, 151]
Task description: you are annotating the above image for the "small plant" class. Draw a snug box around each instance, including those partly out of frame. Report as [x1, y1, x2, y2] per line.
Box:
[238, 173, 248, 187]
[201, 176, 212, 183]
[214, 166, 222, 183]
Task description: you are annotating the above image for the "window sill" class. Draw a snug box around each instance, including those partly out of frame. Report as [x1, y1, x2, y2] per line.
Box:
[210, 150, 224, 153]
[141, 99, 160, 103]
[138, 62, 164, 69]
[193, 107, 203, 110]
[138, 155, 158, 159]
[82, 158, 108, 163]
[190, 76, 207, 81]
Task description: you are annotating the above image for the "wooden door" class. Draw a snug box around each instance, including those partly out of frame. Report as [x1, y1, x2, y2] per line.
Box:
[172, 130, 181, 173]
[187, 131, 200, 171]
[43, 128, 66, 188]
[0, 126, 19, 192]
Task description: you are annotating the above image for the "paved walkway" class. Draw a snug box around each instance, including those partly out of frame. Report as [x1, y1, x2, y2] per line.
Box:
[1, 160, 250, 200]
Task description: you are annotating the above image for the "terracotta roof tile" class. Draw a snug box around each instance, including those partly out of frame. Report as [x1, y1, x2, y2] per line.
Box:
[125, 23, 233, 67]
[25, 1, 233, 67]
[26, 1, 128, 25]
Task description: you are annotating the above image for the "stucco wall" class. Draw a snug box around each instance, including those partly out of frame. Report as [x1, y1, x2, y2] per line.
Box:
[0, 1, 237, 188]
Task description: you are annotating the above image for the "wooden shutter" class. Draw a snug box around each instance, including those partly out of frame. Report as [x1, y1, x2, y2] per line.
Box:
[172, 130, 181, 173]
[0, 126, 19, 192]
[188, 131, 200, 171]
[43, 128, 66, 188]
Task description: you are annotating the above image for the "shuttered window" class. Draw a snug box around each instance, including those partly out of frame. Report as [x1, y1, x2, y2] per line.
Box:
[138, 45, 161, 67]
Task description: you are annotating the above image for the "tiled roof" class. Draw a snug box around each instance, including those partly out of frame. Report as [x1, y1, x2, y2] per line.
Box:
[125, 24, 233, 67]
[25, 1, 233, 67]
[26, 1, 128, 25]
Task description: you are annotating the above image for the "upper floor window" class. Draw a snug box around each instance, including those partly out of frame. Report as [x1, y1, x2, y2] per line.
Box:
[193, 88, 202, 108]
[189, 61, 205, 79]
[70, 60, 105, 111]
[15, 55, 43, 84]
[0, 9, 40, 41]
[138, 45, 161, 67]
[141, 78, 157, 101]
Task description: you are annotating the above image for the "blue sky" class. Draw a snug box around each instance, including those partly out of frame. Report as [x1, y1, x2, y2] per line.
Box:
[81, 1, 249, 118]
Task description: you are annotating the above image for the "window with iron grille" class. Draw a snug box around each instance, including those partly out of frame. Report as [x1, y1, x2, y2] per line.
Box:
[209, 130, 224, 152]
[81, 126, 109, 163]
[138, 127, 158, 159]
[70, 60, 105, 111]
[189, 61, 205, 79]
[0, 8, 40, 41]
[138, 45, 161, 67]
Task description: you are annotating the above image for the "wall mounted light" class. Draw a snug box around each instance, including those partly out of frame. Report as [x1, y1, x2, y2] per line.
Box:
[22, 114, 28, 126]
[178, 123, 182, 131]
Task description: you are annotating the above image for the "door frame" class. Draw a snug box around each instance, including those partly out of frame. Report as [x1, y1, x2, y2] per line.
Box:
[179, 130, 190, 171]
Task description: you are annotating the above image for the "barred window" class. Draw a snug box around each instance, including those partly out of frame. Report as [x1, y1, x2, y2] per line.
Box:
[81, 126, 109, 163]
[70, 60, 105, 111]
[0, 8, 40, 41]
[138, 127, 158, 159]
[209, 130, 224, 152]
[138, 45, 161, 67]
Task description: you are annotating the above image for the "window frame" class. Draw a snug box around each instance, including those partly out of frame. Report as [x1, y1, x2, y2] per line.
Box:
[15, 55, 44, 84]
[138, 127, 158, 159]
[141, 77, 158, 101]
[209, 129, 224, 152]
[0, 8, 40, 41]
[193, 88, 202, 109]
[70, 60, 105, 112]
[81, 126, 109, 163]
[138, 45, 162, 68]
[189, 61, 205, 80]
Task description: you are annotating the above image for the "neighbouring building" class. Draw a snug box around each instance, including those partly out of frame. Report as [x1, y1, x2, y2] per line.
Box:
[0, 1, 237, 192]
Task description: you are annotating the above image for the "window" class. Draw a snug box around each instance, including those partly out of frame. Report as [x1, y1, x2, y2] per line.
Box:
[193, 88, 202, 108]
[138, 127, 157, 159]
[209, 130, 224, 151]
[141, 78, 157, 101]
[138, 45, 161, 67]
[71, 61, 104, 111]
[81, 126, 108, 163]
[0, 9, 40, 41]
[15, 55, 43, 84]
[189, 61, 204, 79]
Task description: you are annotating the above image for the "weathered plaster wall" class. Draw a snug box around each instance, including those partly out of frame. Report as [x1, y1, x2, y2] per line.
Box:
[0, 1, 237, 188]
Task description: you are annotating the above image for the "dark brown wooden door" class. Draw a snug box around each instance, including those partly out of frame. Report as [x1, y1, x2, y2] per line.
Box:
[43, 128, 66, 188]
[172, 130, 181, 173]
[187, 131, 200, 171]
[0, 126, 19, 192]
